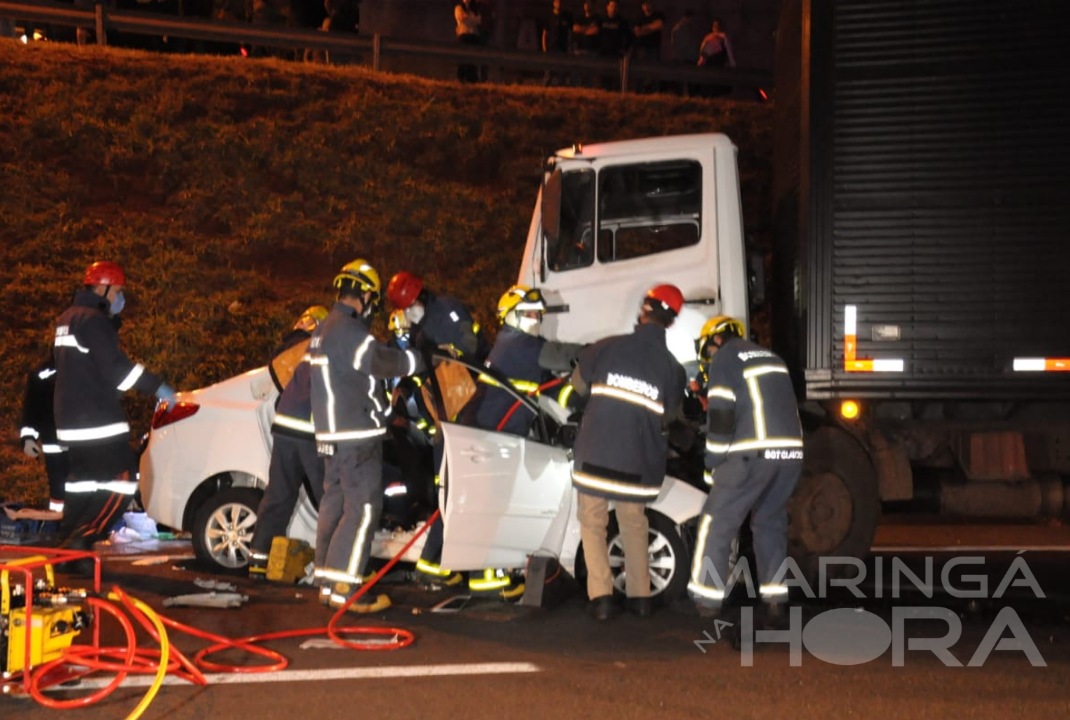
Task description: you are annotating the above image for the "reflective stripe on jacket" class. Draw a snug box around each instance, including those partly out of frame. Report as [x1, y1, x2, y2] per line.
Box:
[272, 355, 317, 438]
[21, 358, 59, 444]
[704, 336, 802, 470]
[53, 289, 163, 445]
[309, 302, 424, 445]
[571, 322, 686, 501]
[473, 326, 549, 436]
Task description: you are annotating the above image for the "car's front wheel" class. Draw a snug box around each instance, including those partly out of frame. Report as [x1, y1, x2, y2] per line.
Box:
[192, 487, 263, 571]
[577, 510, 691, 603]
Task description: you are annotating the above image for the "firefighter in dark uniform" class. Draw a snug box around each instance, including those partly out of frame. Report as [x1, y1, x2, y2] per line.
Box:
[446, 285, 582, 597]
[381, 308, 437, 528]
[309, 259, 425, 612]
[386, 270, 486, 361]
[20, 354, 69, 516]
[687, 316, 803, 622]
[387, 270, 491, 588]
[268, 305, 329, 394]
[53, 261, 176, 552]
[571, 284, 687, 621]
[386, 308, 435, 440]
[469, 285, 581, 437]
[248, 306, 329, 580]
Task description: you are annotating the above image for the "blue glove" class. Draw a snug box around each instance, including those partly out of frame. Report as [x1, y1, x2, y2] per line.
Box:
[23, 438, 42, 459]
[155, 382, 177, 406]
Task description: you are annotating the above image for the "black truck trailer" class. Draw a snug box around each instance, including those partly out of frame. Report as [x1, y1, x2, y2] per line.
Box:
[772, 0, 1070, 564]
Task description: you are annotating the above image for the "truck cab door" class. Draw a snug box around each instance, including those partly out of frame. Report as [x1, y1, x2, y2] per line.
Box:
[520, 134, 748, 370]
[438, 422, 573, 571]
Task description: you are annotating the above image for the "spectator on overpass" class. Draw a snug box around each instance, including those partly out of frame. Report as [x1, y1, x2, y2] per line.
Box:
[454, 0, 485, 83]
[697, 16, 735, 97]
[541, 0, 573, 86]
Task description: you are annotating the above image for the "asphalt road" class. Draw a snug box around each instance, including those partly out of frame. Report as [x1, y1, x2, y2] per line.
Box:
[4, 519, 1070, 720]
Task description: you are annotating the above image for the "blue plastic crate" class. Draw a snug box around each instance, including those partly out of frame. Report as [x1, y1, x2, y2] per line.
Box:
[0, 506, 60, 547]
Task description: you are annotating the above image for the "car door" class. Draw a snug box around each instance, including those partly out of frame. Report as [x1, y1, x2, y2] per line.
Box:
[439, 421, 573, 571]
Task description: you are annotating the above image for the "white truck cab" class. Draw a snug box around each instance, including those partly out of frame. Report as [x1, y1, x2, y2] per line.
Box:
[518, 133, 750, 372]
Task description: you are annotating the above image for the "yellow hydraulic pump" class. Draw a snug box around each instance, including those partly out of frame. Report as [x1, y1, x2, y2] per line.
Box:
[1, 554, 89, 677]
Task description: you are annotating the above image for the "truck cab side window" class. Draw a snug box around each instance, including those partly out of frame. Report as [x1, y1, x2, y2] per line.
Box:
[597, 161, 702, 264]
[547, 169, 595, 272]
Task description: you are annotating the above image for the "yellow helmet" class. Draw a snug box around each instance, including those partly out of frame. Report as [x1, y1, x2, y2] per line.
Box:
[294, 305, 329, 332]
[388, 308, 410, 336]
[334, 259, 381, 295]
[696, 315, 746, 359]
[497, 285, 547, 322]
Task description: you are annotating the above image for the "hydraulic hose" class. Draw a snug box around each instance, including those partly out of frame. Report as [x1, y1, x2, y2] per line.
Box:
[496, 376, 565, 432]
[25, 508, 439, 716]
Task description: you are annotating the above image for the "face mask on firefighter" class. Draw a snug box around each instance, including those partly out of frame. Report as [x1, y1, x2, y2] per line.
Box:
[109, 290, 125, 316]
[404, 303, 425, 326]
[517, 312, 542, 335]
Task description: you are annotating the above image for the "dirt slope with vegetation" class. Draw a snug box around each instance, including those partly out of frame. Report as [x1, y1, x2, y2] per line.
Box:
[0, 40, 772, 504]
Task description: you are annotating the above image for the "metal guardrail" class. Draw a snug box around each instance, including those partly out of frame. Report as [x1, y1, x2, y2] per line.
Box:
[0, 0, 773, 96]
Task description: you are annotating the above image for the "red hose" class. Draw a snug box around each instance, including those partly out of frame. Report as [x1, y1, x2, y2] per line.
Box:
[496, 377, 565, 432]
[26, 508, 440, 710]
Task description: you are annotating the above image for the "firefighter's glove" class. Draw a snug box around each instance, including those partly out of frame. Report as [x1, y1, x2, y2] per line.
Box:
[668, 419, 701, 453]
[22, 438, 42, 459]
[155, 382, 178, 406]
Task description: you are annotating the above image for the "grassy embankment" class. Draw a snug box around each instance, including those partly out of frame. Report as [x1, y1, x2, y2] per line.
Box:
[0, 39, 772, 505]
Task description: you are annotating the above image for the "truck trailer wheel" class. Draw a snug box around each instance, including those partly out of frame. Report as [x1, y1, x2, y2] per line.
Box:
[788, 426, 879, 580]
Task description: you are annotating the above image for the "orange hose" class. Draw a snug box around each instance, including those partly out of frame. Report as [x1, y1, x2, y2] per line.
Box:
[26, 509, 440, 710]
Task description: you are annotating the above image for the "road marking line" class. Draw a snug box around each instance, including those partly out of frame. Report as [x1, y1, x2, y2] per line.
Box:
[64, 662, 541, 689]
[874, 545, 1070, 553]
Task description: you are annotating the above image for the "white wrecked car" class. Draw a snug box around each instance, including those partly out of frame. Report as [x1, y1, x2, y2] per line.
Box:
[139, 353, 707, 602]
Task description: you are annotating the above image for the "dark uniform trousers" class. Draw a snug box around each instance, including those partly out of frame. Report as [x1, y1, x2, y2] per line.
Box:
[414, 436, 455, 580]
[315, 441, 383, 586]
[690, 453, 801, 606]
[43, 450, 70, 512]
[60, 438, 136, 547]
[251, 434, 325, 559]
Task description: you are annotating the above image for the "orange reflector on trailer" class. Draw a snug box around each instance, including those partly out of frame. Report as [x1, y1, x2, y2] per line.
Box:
[844, 305, 904, 373]
[1013, 358, 1070, 372]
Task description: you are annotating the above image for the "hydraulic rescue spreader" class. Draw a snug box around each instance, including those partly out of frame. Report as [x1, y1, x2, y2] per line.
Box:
[1, 547, 96, 690]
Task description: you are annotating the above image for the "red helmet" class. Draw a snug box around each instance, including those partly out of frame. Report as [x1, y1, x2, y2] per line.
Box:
[645, 284, 684, 316]
[83, 261, 126, 287]
[387, 271, 424, 309]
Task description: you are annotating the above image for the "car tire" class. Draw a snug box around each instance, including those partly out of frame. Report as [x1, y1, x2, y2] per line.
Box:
[191, 487, 264, 571]
[576, 510, 691, 604]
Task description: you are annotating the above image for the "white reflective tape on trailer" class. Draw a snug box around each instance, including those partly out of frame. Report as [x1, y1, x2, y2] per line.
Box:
[847, 358, 905, 373]
[845, 304, 857, 335]
[871, 358, 905, 372]
[843, 305, 904, 373]
[1014, 357, 1070, 372]
[1014, 358, 1046, 371]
